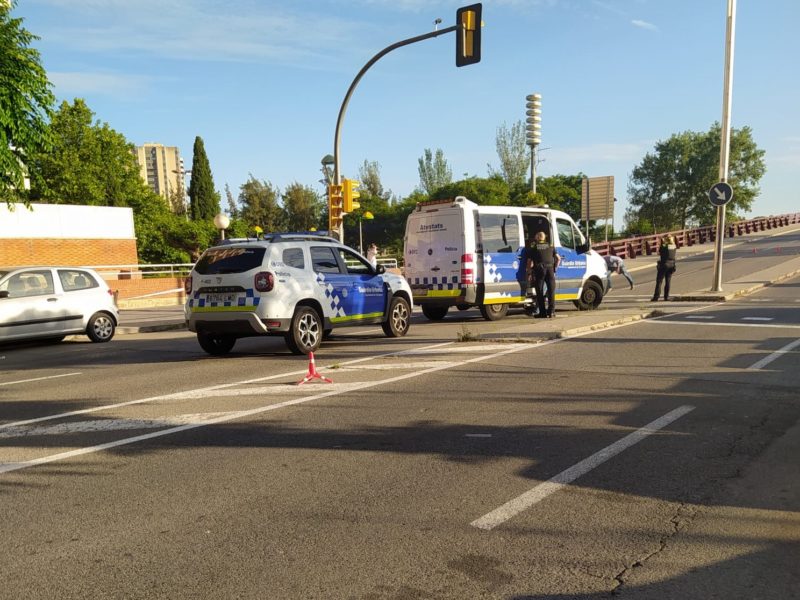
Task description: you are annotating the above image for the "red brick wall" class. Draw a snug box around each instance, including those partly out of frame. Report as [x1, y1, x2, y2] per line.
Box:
[0, 238, 138, 267]
[111, 277, 186, 308]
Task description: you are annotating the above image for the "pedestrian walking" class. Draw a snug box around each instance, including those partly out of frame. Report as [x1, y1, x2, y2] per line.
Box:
[366, 243, 378, 268]
[651, 234, 677, 301]
[526, 230, 560, 318]
[603, 254, 634, 291]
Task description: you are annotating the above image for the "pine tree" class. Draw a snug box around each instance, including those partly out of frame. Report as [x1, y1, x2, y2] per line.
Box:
[188, 136, 220, 220]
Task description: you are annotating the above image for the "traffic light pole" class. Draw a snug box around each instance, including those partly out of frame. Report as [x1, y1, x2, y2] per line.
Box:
[332, 25, 456, 243]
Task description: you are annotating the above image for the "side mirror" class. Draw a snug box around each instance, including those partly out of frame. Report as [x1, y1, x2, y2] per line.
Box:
[376, 264, 386, 274]
[576, 242, 590, 255]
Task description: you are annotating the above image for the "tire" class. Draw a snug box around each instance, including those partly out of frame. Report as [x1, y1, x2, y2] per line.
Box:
[421, 304, 449, 321]
[456, 304, 471, 311]
[382, 296, 411, 338]
[285, 306, 322, 355]
[480, 303, 509, 321]
[197, 332, 236, 355]
[573, 280, 603, 311]
[86, 312, 116, 343]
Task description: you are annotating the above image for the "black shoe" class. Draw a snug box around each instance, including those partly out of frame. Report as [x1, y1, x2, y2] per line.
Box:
[534, 313, 546, 319]
[651, 296, 659, 302]
[630, 283, 634, 290]
[664, 296, 669, 301]
[548, 312, 555, 318]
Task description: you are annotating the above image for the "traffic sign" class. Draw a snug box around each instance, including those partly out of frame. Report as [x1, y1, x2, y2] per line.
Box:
[708, 182, 734, 207]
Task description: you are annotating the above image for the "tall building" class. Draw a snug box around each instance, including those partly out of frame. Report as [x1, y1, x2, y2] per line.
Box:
[134, 143, 185, 211]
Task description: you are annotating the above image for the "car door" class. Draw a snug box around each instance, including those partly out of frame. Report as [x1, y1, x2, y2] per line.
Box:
[335, 246, 387, 319]
[554, 218, 588, 299]
[56, 268, 103, 332]
[0, 269, 66, 341]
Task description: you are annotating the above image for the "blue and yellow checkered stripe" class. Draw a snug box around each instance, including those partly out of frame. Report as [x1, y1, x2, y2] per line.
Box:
[189, 289, 260, 312]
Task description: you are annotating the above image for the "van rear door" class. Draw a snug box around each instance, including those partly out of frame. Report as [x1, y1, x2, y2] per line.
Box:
[404, 205, 464, 301]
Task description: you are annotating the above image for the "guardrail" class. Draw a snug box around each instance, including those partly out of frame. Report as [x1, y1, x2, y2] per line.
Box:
[591, 213, 800, 259]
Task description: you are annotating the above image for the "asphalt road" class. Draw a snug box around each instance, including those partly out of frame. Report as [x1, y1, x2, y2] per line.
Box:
[0, 254, 799, 598]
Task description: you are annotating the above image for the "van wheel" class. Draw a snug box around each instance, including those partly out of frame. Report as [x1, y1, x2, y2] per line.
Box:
[421, 305, 449, 321]
[382, 296, 411, 338]
[480, 303, 509, 321]
[573, 280, 603, 311]
[285, 306, 322, 355]
[87, 312, 116, 342]
[197, 332, 236, 355]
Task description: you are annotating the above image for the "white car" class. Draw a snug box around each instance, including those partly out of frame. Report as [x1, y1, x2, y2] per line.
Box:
[0, 266, 119, 344]
[185, 233, 413, 355]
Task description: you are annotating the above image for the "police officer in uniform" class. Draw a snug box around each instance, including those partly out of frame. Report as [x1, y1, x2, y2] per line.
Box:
[651, 234, 677, 301]
[527, 230, 560, 318]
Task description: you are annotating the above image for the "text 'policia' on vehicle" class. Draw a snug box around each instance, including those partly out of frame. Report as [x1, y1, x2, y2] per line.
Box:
[403, 197, 608, 321]
[184, 233, 412, 355]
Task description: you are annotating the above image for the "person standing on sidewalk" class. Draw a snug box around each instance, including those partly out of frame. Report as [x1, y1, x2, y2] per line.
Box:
[604, 254, 634, 291]
[651, 234, 678, 301]
[527, 230, 560, 318]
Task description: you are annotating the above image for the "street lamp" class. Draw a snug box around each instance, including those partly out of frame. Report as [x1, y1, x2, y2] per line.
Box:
[526, 93, 542, 194]
[320, 154, 335, 186]
[213, 213, 230, 241]
[359, 211, 374, 254]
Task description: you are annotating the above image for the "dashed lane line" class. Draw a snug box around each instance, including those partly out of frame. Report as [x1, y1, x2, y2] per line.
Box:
[747, 338, 800, 371]
[0, 373, 81, 387]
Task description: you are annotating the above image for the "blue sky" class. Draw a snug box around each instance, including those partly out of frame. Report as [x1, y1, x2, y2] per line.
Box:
[17, 0, 800, 222]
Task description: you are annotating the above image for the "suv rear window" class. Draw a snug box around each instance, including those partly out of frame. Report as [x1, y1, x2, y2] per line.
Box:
[195, 247, 267, 274]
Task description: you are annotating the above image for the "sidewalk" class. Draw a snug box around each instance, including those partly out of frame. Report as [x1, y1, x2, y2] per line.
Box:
[118, 256, 800, 339]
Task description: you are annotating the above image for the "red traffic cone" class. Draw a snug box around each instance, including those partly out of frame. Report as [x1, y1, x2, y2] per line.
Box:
[297, 352, 333, 385]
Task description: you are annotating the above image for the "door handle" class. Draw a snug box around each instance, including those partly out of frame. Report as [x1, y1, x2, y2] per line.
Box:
[47, 297, 58, 302]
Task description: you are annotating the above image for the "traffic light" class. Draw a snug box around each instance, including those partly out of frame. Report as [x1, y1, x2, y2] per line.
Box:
[328, 183, 343, 233]
[456, 3, 482, 67]
[342, 178, 361, 213]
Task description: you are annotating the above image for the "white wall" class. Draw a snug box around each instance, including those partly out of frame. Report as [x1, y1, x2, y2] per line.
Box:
[0, 203, 135, 239]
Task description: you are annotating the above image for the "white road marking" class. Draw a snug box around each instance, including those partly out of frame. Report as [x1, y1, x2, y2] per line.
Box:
[647, 320, 800, 330]
[747, 338, 800, 370]
[685, 316, 715, 320]
[471, 405, 696, 530]
[749, 299, 772, 302]
[0, 373, 81, 387]
[0, 343, 537, 475]
[742, 317, 774, 321]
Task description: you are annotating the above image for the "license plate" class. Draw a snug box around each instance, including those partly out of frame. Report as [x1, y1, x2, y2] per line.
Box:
[413, 289, 428, 297]
[205, 293, 238, 304]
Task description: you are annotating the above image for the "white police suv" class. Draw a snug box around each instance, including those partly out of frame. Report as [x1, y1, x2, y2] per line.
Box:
[184, 233, 413, 355]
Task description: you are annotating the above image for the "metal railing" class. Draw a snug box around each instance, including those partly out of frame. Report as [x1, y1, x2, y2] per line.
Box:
[591, 213, 800, 259]
[89, 263, 194, 279]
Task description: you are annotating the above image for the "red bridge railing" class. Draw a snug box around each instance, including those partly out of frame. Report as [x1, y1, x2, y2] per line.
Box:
[591, 213, 800, 259]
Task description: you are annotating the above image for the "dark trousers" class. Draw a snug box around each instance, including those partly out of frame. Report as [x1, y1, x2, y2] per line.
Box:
[534, 265, 556, 315]
[653, 264, 674, 299]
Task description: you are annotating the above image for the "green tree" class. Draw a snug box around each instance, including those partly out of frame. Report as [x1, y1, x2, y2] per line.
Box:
[627, 123, 765, 229]
[489, 121, 528, 188]
[29, 99, 148, 207]
[187, 136, 220, 220]
[282, 182, 322, 231]
[431, 175, 510, 206]
[417, 148, 452, 195]
[357, 159, 390, 203]
[238, 175, 284, 233]
[534, 174, 584, 220]
[1, 1, 54, 206]
[224, 183, 238, 219]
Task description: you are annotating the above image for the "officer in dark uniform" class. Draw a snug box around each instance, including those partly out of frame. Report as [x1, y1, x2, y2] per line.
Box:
[526, 230, 560, 318]
[651, 234, 677, 301]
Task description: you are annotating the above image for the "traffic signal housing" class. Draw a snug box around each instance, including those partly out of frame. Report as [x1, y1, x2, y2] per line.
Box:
[328, 183, 343, 233]
[342, 178, 361, 213]
[456, 3, 482, 67]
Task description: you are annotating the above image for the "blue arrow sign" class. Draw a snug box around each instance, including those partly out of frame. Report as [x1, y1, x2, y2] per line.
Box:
[708, 182, 733, 207]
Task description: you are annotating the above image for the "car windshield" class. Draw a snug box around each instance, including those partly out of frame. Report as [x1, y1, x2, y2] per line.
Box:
[194, 247, 267, 275]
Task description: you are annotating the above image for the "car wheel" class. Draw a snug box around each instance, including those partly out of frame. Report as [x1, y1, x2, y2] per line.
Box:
[285, 306, 322, 355]
[421, 305, 449, 321]
[86, 312, 116, 342]
[197, 332, 236, 355]
[382, 296, 411, 338]
[574, 280, 603, 311]
[479, 303, 509, 321]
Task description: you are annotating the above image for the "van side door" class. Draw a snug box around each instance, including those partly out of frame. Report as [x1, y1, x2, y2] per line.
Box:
[477, 211, 525, 304]
[554, 218, 589, 298]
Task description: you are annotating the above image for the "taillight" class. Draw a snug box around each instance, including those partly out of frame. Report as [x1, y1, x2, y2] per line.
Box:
[461, 253, 475, 285]
[184, 276, 192, 294]
[254, 271, 274, 292]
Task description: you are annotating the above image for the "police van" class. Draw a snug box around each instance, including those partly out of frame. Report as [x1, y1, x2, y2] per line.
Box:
[403, 197, 608, 321]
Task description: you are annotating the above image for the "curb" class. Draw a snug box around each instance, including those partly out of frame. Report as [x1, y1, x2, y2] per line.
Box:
[117, 322, 186, 335]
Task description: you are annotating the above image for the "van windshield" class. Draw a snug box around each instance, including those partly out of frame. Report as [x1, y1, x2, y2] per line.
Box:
[194, 247, 266, 274]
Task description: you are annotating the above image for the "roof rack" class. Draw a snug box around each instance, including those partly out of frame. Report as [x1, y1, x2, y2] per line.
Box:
[262, 232, 340, 244]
